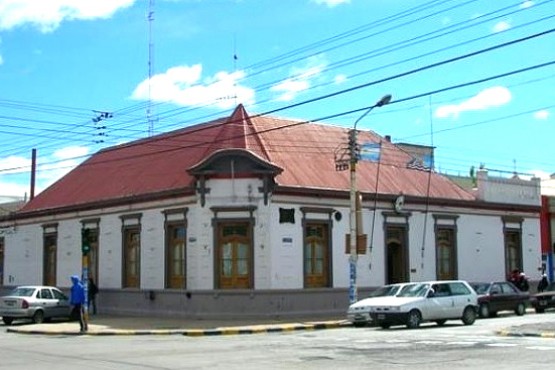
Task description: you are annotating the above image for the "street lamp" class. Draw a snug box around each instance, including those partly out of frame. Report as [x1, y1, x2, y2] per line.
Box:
[348, 94, 392, 305]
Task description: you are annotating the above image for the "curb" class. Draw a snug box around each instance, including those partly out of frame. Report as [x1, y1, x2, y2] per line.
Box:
[6, 320, 349, 336]
[496, 329, 555, 338]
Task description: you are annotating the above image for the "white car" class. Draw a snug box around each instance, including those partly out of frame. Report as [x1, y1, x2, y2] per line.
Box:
[0, 286, 72, 325]
[347, 282, 417, 327]
[369, 280, 478, 329]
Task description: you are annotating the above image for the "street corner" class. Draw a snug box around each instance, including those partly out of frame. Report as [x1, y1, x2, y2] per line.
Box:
[181, 319, 350, 337]
[4, 319, 350, 337]
[496, 327, 555, 339]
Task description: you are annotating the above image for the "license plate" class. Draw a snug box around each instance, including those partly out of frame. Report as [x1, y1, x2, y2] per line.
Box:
[4, 301, 15, 307]
[377, 314, 385, 320]
[540, 301, 547, 306]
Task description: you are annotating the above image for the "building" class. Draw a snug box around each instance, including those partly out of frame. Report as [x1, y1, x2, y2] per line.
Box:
[0, 105, 542, 318]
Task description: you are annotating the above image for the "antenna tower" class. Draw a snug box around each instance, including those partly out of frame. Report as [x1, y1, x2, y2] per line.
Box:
[147, 0, 155, 136]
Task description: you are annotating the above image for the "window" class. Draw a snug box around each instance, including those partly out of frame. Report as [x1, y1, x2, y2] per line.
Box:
[166, 223, 186, 289]
[43, 230, 57, 287]
[40, 289, 53, 299]
[436, 227, 457, 280]
[123, 227, 140, 288]
[87, 228, 99, 281]
[449, 282, 471, 296]
[279, 208, 295, 224]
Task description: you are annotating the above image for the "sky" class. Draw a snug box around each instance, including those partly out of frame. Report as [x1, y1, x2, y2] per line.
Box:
[0, 0, 554, 201]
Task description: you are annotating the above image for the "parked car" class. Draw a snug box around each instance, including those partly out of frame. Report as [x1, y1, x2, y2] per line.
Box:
[347, 282, 417, 327]
[531, 282, 555, 313]
[369, 280, 478, 329]
[0, 286, 72, 325]
[470, 281, 529, 318]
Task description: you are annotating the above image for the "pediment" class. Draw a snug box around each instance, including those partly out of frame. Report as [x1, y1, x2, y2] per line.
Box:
[187, 148, 282, 177]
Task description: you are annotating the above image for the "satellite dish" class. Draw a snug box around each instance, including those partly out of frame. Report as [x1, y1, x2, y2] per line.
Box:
[394, 195, 405, 213]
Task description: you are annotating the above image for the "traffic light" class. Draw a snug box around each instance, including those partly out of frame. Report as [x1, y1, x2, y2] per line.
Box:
[348, 129, 358, 160]
[81, 228, 91, 255]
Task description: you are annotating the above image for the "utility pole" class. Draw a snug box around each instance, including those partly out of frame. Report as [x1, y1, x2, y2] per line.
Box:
[343, 94, 392, 305]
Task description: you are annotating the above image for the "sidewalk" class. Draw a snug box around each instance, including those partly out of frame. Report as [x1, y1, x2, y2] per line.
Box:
[5, 314, 350, 336]
[6, 314, 555, 338]
[496, 322, 555, 338]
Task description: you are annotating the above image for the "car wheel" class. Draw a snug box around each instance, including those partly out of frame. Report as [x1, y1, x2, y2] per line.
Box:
[406, 310, 421, 329]
[353, 322, 366, 328]
[2, 317, 13, 326]
[515, 302, 526, 316]
[462, 306, 476, 325]
[479, 303, 490, 318]
[435, 319, 447, 326]
[535, 307, 545, 314]
[379, 323, 390, 329]
[32, 310, 45, 324]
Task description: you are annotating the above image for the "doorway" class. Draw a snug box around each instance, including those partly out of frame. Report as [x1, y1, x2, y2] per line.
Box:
[385, 226, 408, 284]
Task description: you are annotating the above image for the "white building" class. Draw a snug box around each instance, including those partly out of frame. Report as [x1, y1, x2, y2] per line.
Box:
[0, 105, 542, 318]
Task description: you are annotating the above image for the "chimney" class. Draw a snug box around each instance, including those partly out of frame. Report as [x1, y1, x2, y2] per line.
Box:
[385, 135, 391, 142]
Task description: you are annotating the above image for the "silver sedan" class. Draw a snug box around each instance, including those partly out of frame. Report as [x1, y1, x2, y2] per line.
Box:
[0, 286, 72, 325]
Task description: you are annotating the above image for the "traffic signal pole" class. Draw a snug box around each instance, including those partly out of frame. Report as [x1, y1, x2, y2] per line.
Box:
[81, 228, 90, 327]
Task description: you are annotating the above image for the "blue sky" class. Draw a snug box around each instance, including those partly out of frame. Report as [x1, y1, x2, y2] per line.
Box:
[0, 0, 554, 201]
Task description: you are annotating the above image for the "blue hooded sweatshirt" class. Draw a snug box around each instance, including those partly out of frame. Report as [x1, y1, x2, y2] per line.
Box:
[70, 275, 85, 305]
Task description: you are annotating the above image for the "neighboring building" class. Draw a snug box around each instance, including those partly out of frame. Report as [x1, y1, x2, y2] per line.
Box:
[540, 174, 555, 283]
[0, 197, 26, 286]
[0, 105, 542, 318]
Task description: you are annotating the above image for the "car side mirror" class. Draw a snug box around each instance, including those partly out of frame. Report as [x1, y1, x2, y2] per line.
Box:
[427, 290, 435, 298]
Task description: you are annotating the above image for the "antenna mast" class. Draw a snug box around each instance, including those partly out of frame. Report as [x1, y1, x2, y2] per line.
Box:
[147, 0, 155, 136]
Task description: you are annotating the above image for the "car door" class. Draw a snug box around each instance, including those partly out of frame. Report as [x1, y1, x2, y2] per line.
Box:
[51, 288, 71, 317]
[37, 288, 58, 317]
[488, 283, 503, 312]
[499, 282, 521, 311]
[426, 283, 453, 319]
[449, 282, 475, 317]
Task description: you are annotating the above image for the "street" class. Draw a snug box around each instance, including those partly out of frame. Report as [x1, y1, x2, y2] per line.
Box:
[1, 312, 555, 369]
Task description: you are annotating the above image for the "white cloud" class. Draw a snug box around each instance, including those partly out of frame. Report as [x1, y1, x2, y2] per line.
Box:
[493, 20, 511, 33]
[311, 0, 350, 7]
[534, 110, 549, 120]
[270, 56, 327, 101]
[520, 1, 534, 9]
[334, 74, 347, 84]
[131, 64, 255, 109]
[435, 86, 512, 119]
[0, 146, 90, 197]
[0, 0, 135, 32]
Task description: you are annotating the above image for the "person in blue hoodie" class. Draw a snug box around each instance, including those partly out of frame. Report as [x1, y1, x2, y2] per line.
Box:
[70, 275, 88, 332]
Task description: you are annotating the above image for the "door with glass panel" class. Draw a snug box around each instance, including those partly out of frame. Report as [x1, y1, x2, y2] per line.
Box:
[123, 227, 140, 288]
[217, 222, 252, 289]
[167, 224, 186, 289]
[304, 223, 330, 288]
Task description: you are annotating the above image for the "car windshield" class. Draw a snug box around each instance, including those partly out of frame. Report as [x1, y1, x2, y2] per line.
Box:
[368, 285, 401, 298]
[471, 283, 490, 294]
[8, 287, 36, 297]
[397, 283, 430, 298]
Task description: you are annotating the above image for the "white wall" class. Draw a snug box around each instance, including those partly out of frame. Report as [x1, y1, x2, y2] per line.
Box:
[4, 224, 42, 286]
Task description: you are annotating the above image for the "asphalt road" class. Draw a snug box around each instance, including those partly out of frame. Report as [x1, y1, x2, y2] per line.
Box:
[1, 311, 555, 369]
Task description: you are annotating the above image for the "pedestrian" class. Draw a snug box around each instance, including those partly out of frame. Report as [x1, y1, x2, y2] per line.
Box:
[88, 277, 99, 315]
[516, 272, 529, 292]
[508, 269, 520, 285]
[70, 275, 88, 332]
[538, 273, 549, 293]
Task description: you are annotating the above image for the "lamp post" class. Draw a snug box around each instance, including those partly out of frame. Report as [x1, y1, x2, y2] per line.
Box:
[348, 94, 392, 305]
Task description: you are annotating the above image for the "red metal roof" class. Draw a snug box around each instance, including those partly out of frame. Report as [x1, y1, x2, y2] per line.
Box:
[21, 105, 474, 213]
